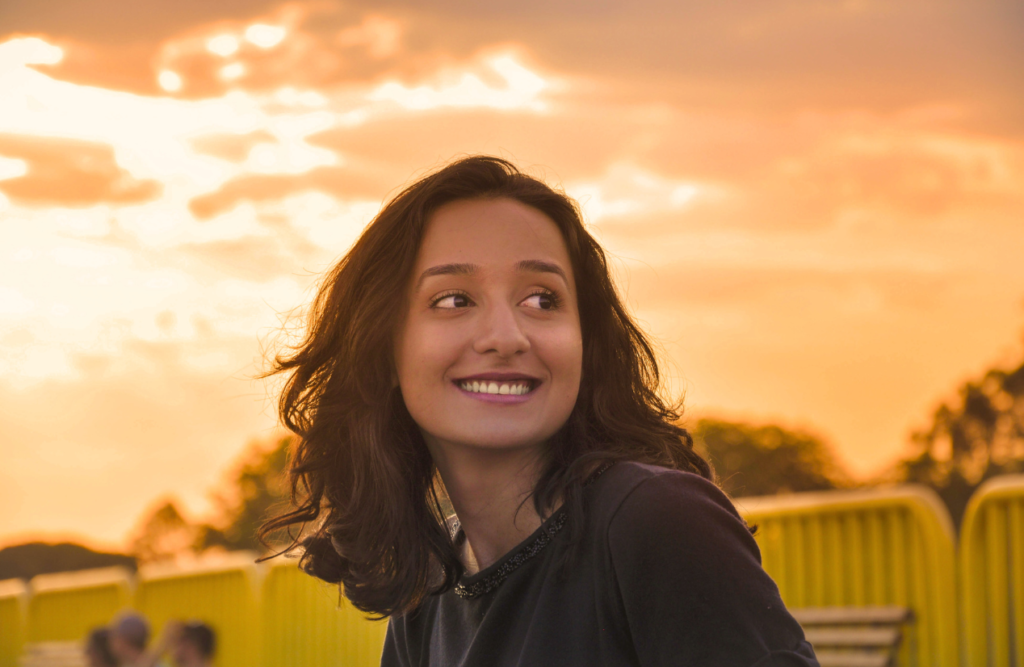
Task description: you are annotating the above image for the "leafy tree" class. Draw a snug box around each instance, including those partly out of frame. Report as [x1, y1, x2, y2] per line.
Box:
[897, 355, 1024, 529]
[129, 498, 197, 563]
[195, 435, 293, 553]
[693, 418, 848, 497]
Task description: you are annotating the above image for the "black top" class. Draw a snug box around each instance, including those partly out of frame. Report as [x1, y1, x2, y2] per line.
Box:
[381, 462, 819, 667]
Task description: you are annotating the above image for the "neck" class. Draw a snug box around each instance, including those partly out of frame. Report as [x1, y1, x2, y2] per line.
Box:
[428, 440, 552, 574]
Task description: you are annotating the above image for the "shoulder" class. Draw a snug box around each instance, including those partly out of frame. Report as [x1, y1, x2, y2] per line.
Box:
[589, 461, 759, 567]
[593, 460, 723, 497]
[593, 464, 816, 665]
[592, 461, 747, 530]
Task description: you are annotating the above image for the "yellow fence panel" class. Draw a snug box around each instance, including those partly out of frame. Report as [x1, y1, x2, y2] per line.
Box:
[25, 567, 132, 643]
[0, 579, 27, 667]
[260, 561, 388, 667]
[135, 554, 260, 667]
[736, 486, 957, 667]
[960, 474, 1024, 667]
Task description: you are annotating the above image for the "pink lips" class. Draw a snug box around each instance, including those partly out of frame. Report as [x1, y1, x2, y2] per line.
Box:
[452, 372, 540, 404]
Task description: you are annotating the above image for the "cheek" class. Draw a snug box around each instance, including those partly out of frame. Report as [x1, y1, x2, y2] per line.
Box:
[542, 326, 584, 389]
[395, 320, 455, 395]
[562, 324, 585, 367]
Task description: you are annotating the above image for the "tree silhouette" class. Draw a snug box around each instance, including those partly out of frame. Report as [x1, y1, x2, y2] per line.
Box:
[693, 418, 848, 497]
[898, 355, 1024, 529]
[0, 542, 135, 581]
[129, 498, 197, 563]
[195, 435, 292, 553]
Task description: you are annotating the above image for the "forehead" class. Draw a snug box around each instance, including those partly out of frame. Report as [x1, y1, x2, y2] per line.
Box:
[416, 197, 572, 273]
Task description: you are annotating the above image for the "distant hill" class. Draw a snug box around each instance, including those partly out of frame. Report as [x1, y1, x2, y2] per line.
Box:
[0, 542, 136, 581]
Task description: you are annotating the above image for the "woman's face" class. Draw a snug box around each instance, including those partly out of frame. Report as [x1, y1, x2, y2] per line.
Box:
[394, 197, 583, 457]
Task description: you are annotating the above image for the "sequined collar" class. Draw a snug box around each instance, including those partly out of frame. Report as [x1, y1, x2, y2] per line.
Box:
[452, 462, 613, 599]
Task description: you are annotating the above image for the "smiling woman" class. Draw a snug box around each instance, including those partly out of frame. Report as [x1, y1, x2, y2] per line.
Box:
[260, 156, 819, 666]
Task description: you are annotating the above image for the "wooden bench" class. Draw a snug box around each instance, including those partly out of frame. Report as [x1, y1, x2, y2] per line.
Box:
[19, 641, 87, 667]
[791, 606, 913, 667]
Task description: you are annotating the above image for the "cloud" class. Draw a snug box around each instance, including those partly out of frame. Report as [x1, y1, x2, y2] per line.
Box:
[0, 133, 162, 207]
[623, 262, 952, 314]
[187, 164, 390, 219]
[0, 0, 281, 43]
[24, 4, 407, 99]
[190, 130, 277, 162]
[20, 38, 167, 97]
[6, 0, 1023, 134]
[12, 0, 1021, 150]
[304, 108, 644, 183]
[758, 129, 1024, 221]
[622, 110, 1024, 233]
[176, 234, 312, 283]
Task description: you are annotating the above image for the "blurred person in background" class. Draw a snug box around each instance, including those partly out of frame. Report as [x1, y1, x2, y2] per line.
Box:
[84, 627, 118, 667]
[169, 621, 216, 667]
[132, 619, 215, 667]
[109, 612, 151, 667]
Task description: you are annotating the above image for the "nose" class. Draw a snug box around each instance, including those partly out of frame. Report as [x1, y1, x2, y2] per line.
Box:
[472, 301, 530, 358]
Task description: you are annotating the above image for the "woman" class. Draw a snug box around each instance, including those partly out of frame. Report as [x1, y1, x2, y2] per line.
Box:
[262, 156, 818, 666]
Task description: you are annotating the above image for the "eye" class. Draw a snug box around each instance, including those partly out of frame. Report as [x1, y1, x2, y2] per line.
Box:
[520, 290, 561, 310]
[431, 291, 473, 309]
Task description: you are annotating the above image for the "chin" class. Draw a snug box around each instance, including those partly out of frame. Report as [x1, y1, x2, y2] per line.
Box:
[452, 428, 551, 452]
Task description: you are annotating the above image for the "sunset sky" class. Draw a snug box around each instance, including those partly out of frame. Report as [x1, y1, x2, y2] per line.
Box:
[1, 0, 1023, 549]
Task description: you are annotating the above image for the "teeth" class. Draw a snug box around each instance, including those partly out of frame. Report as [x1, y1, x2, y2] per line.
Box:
[459, 380, 533, 395]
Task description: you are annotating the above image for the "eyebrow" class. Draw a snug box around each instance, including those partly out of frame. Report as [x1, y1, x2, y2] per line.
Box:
[416, 259, 569, 289]
[515, 259, 569, 284]
[416, 263, 476, 288]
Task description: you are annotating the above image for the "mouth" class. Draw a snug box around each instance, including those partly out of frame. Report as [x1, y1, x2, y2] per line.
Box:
[453, 374, 540, 397]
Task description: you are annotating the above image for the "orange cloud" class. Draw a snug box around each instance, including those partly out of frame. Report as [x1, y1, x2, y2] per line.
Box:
[624, 264, 950, 313]
[26, 38, 163, 96]
[187, 165, 389, 219]
[177, 236, 313, 282]
[766, 132, 1023, 219]
[190, 130, 277, 162]
[0, 134, 161, 207]
[146, 6, 406, 99]
[18, 4, 400, 98]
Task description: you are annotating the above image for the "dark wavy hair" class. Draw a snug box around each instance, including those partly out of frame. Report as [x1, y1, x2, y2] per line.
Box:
[260, 155, 712, 617]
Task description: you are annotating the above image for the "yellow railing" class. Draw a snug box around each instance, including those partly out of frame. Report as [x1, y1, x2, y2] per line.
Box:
[0, 579, 27, 667]
[10, 478, 1021, 667]
[960, 474, 1024, 667]
[736, 485, 958, 667]
[135, 553, 260, 667]
[260, 560, 387, 667]
[25, 567, 133, 643]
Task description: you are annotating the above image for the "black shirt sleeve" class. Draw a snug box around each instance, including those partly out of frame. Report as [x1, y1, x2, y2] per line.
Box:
[381, 619, 408, 667]
[607, 470, 819, 667]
